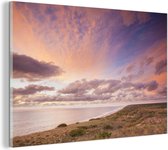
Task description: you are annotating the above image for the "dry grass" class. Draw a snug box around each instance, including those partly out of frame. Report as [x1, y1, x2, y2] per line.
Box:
[13, 103, 167, 147]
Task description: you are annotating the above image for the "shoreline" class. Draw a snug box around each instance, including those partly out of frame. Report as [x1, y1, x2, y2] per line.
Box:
[13, 102, 167, 147]
[85, 106, 125, 120]
[72, 106, 126, 124]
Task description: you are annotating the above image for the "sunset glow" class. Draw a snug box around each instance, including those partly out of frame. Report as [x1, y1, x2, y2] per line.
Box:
[11, 2, 167, 107]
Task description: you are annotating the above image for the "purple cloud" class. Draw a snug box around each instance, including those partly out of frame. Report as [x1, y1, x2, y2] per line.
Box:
[58, 79, 92, 95]
[126, 64, 134, 73]
[13, 79, 161, 106]
[58, 79, 121, 95]
[146, 81, 158, 91]
[120, 11, 150, 26]
[158, 86, 167, 96]
[13, 85, 54, 96]
[145, 57, 154, 65]
[155, 59, 167, 75]
[13, 53, 64, 81]
[32, 94, 112, 103]
[59, 79, 158, 97]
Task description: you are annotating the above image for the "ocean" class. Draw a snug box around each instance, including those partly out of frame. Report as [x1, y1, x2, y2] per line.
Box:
[12, 106, 123, 137]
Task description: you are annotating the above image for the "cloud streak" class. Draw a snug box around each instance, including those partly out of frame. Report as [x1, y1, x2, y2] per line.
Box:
[13, 84, 54, 96]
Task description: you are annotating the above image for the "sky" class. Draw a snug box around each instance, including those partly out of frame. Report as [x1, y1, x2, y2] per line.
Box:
[11, 2, 167, 107]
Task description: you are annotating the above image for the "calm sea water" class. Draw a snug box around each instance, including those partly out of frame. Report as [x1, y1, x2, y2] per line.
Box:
[12, 106, 123, 137]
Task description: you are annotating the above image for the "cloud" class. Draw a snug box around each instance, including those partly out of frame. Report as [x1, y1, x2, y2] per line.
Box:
[155, 59, 167, 75]
[134, 80, 158, 91]
[58, 79, 121, 95]
[144, 57, 154, 66]
[59, 79, 158, 97]
[120, 11, 150, 26]
[120, 11, 136, 26]
[13, 53, 64, 81]
[32, 94, 112, 103]
[137, 12, 150, 24]
[12, 2, 125, 81]
[13, 84, 54, 96]
[12, 2, 166, 106]
[94, 80, 121, 95]
[58, 79, 95, 95]
[146, 81, 158, 91]
[133, 82, 145, 90]
[13, 78, 162, 106]
[158, 86, 167, 96]
[126, 64, 135, 73]
[138, 56, 154, 72]
[121, 70, 144, 82]
[13, 2, 166, 84]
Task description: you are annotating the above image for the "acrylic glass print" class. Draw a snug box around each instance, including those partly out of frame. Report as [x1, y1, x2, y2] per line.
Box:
[10, 1, 167, 147]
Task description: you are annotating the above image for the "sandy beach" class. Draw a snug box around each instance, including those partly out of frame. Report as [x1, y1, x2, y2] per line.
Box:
[12, 103, 167, 147]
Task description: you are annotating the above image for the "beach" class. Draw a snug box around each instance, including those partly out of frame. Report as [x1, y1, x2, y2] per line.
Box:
[12, 103, 167, 147]
[12, 106, 123, 137]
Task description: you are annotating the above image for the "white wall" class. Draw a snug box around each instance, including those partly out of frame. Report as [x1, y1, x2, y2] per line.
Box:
[0, 0, 167, 150]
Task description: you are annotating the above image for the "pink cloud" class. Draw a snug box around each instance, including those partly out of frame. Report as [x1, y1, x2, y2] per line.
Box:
[120, 11, 150, 26]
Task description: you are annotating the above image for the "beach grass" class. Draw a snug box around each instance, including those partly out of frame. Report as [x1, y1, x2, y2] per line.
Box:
[13, 102, 167, 147]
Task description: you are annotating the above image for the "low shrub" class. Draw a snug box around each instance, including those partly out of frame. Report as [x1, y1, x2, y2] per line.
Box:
[89, 125, 97, 128]
[69, 129, 86, 137]
[78, 126, 88, 129]
[103, 125, 113, 130]
[98, 132, 111, 139]
[57, 123, 67, 128]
